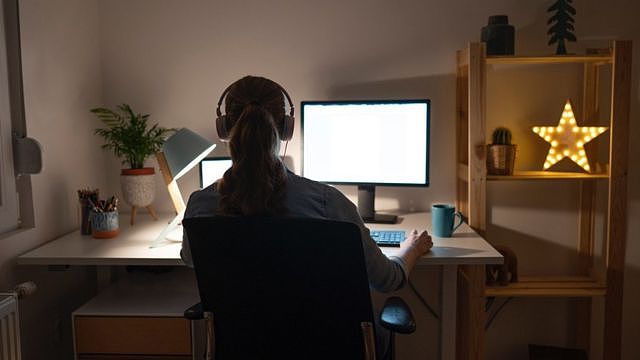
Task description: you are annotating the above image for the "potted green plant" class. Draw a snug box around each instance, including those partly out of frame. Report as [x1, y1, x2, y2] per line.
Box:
[487, 127, 516, 175]
[91, 104, 174, 223]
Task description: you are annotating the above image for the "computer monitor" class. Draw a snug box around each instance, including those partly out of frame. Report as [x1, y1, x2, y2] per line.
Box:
[302, 99, 430, 223]
[199, 156, 232, 189]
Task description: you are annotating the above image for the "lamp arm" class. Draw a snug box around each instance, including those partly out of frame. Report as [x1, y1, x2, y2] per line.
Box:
[151, 209, 185, 248]
[156, 151, 187, 214]
[167, 180, 186, 214]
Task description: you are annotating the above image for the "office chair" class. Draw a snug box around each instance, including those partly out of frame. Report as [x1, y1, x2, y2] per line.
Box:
[183, 216, 415, 360]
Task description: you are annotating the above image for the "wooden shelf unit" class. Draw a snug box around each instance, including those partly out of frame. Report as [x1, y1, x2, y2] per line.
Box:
[455, 41, 631, 360]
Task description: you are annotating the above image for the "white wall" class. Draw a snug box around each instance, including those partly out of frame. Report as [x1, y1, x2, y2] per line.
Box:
[97, 0, 548, 211]
[3, 0, 639, 359]
[0, 0, 106, 358]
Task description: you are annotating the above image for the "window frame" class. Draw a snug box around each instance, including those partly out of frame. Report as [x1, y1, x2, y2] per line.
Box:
[0, 0, 34, 234]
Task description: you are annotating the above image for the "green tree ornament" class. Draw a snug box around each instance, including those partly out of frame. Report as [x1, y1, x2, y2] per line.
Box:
[547, 0, 576, 55]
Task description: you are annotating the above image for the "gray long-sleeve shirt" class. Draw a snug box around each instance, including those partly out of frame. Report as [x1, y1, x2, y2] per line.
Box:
[181, 170, 408, 293]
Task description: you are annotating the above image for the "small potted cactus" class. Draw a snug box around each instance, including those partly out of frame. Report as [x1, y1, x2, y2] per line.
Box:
[487, 127, 516, 175]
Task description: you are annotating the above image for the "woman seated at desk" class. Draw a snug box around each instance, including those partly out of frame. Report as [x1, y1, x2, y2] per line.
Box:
[180, 75, 432, 357]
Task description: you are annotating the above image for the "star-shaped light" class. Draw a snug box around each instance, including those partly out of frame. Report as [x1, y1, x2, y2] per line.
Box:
[532, 100, 607, 172]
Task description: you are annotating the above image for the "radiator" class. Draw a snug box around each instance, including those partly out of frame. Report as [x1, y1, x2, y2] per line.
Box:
[0, 294, 21, 360]
[0, 282, 35, 360]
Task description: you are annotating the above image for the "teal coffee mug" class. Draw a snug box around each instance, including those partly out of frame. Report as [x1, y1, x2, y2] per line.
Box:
[431, 204, 463, 238]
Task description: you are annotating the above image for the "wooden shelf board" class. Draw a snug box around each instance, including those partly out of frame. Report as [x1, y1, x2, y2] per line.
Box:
[487, 171, 609, 181]
[486, 55, 612, 65]
[485, 276, 606, 297]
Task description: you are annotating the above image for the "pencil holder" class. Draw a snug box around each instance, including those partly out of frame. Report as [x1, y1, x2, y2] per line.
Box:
[90, 210, 120, 239]
[79, 199, 93, 235]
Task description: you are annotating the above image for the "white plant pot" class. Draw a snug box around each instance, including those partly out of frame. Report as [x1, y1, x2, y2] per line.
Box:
[120, 168, 156, 208]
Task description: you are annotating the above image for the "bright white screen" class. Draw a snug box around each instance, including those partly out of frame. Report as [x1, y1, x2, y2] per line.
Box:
[303, 102, 428, 185]
[200, 158, 232, 188]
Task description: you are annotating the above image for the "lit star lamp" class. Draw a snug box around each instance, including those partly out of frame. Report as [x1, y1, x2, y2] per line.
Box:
[532, 100, 607, 173]
[153, 128, 216, 247]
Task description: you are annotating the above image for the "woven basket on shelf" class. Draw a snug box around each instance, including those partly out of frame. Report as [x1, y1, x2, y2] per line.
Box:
[487, 144, 516, 175]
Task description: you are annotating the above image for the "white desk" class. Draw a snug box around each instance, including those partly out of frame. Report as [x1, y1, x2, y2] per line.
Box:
[17, 214, 181, 266]
[18, 212, 502, 360]
[368, 213, 502, 360]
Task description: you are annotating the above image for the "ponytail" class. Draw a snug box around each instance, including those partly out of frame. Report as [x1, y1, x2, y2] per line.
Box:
[217, 104, 287, 215]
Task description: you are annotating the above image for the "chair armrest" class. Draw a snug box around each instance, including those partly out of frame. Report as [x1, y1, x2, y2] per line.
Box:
[184, 302, 204, 320]
[379, 296, 416, 334]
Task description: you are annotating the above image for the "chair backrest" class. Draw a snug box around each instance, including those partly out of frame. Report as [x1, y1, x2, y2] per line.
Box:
[183, 216, 375, 359]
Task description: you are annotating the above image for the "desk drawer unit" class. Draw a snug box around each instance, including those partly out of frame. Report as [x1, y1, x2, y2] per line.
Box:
[72, 269, 201, 360]
[75, 316, 191, 359]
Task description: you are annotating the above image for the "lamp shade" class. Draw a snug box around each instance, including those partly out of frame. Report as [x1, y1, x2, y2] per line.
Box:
[163, 128, 216, 180]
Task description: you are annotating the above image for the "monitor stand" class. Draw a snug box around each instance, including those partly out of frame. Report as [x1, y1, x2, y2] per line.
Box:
[357, 185, 398, 224]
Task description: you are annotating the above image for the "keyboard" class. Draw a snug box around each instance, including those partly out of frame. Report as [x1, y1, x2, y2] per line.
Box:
[370, 230, 405, 247]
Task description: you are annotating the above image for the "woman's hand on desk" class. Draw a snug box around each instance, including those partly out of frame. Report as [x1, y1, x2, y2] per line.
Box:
[402, 229, 432, 255]
[398, 230, 432, 274]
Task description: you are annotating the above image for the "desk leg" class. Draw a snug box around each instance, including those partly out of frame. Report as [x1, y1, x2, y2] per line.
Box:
[440, 264, 457, 360]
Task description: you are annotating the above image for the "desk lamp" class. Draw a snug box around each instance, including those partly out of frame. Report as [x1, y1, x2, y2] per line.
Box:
[153, 128, 216, 247]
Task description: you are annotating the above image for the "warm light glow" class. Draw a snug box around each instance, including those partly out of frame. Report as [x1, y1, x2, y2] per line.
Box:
[531, 99, 608, 173]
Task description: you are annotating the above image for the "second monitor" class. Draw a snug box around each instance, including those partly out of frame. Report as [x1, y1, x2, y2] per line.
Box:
[200, 156, 232, 189]
[302, 99, 430, 224]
